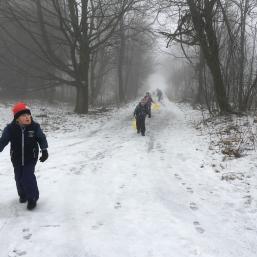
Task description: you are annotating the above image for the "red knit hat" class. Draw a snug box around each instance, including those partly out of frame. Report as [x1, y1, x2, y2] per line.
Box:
[12, 102, 31, 120]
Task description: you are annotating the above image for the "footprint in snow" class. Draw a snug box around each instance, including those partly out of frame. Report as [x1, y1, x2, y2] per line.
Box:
[22, 228, 32, 240]
[91, 222, 104, 230]
[23, 234, 32, 240]
[193, 221, 205, 234]
[40, 224, 60, 228]
[114, 202, 122, 209]
[186, 187, 194, 194]
[70, 166, 80, 175]
[190, 202, 198, 211]
[9, 249, 27, 257]
[243, 195, 252, 206]
[193, 224, 205, 234]
[94, 152, 105, 160]
[245, 227, 255, 231]
[174, 173, 182, 180]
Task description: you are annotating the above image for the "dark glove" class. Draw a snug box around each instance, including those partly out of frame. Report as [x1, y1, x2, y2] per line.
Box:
[39, 149, 48, 162]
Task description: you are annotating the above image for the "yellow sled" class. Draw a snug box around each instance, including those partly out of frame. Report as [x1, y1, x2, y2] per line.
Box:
[152, 103, 160, 110]
[132, 118, 137, 129]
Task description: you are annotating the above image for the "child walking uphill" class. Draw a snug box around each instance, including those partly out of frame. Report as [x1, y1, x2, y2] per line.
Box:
[134, 99, 148, 136]
[143, 92, 154, 118]
[0, 102, 48, 210]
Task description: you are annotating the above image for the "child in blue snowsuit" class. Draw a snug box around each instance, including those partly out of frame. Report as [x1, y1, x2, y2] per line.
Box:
[134, 99, 148, 136]
[0, 102, 48, 210]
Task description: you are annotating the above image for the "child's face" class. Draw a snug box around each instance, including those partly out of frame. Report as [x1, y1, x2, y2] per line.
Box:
[17, 113, 32, 125]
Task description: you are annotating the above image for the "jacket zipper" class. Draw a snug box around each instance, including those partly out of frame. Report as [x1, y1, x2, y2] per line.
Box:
[21, 127, 25, 166]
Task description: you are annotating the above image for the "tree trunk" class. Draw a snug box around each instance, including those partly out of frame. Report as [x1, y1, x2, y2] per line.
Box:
[74, 0, 89, 114]
[187, 0, 231, 113]
[75, 80, 89, 113]
[89, 52, 97, 105]
[195, 48, 204, 104]
[239, 0, 250, 111]
[118, 17, 125, 103]
[91, 47, 105, 105]
[238, 0, 249, 110]
[75, 40, 90, 114]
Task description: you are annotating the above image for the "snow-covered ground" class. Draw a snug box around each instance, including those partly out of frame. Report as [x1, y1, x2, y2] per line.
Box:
[0, 97, 256, 257]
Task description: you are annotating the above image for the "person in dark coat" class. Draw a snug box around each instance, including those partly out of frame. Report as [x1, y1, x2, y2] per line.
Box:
[0, 102, 48, 210]
[133, 99, 148, 136]
[156, 88, 163, 102]
[143, 92, 154, 118]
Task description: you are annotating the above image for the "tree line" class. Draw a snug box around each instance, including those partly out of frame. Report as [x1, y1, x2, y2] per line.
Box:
[2, 0, 253, 115]
[160, 0, 257, 114]
[0, 0, 155, 113]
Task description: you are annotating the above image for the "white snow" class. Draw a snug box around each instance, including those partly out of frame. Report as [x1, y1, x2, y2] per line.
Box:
[0, 97, 256, 257]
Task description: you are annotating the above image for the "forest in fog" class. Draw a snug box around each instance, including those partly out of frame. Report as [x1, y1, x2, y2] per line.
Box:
[0, 0, 257, 115]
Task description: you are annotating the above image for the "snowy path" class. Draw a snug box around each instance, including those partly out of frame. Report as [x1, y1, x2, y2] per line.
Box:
[0, 100, 256, 257]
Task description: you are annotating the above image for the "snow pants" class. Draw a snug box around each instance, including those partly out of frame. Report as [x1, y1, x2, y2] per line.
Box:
[146, 104, 151, 118]
[14, 163, 39, 202]
[136, 115, 146, 135]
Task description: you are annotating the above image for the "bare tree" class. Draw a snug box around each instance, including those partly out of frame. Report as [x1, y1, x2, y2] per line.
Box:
[159, 0, 257, 113]
[160, 0, 233, 113]
[0, 0, 143, 113]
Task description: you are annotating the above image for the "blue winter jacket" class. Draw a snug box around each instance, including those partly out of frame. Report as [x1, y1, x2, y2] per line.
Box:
[0, 120, 48, 167]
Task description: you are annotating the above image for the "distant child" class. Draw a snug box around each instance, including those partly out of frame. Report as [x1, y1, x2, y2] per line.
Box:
[134, 99, 148, 136]
[156, 88, 163, 102]
[143, 92, 154, 118]
[0, 102, 48, 210]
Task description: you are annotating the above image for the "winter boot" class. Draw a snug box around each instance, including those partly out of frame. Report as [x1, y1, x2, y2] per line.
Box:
[27, 200, 37, 210]
[19, 196, 27, 203]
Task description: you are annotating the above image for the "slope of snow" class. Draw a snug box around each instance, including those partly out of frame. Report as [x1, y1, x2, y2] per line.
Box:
[0, 98, 256, 257]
